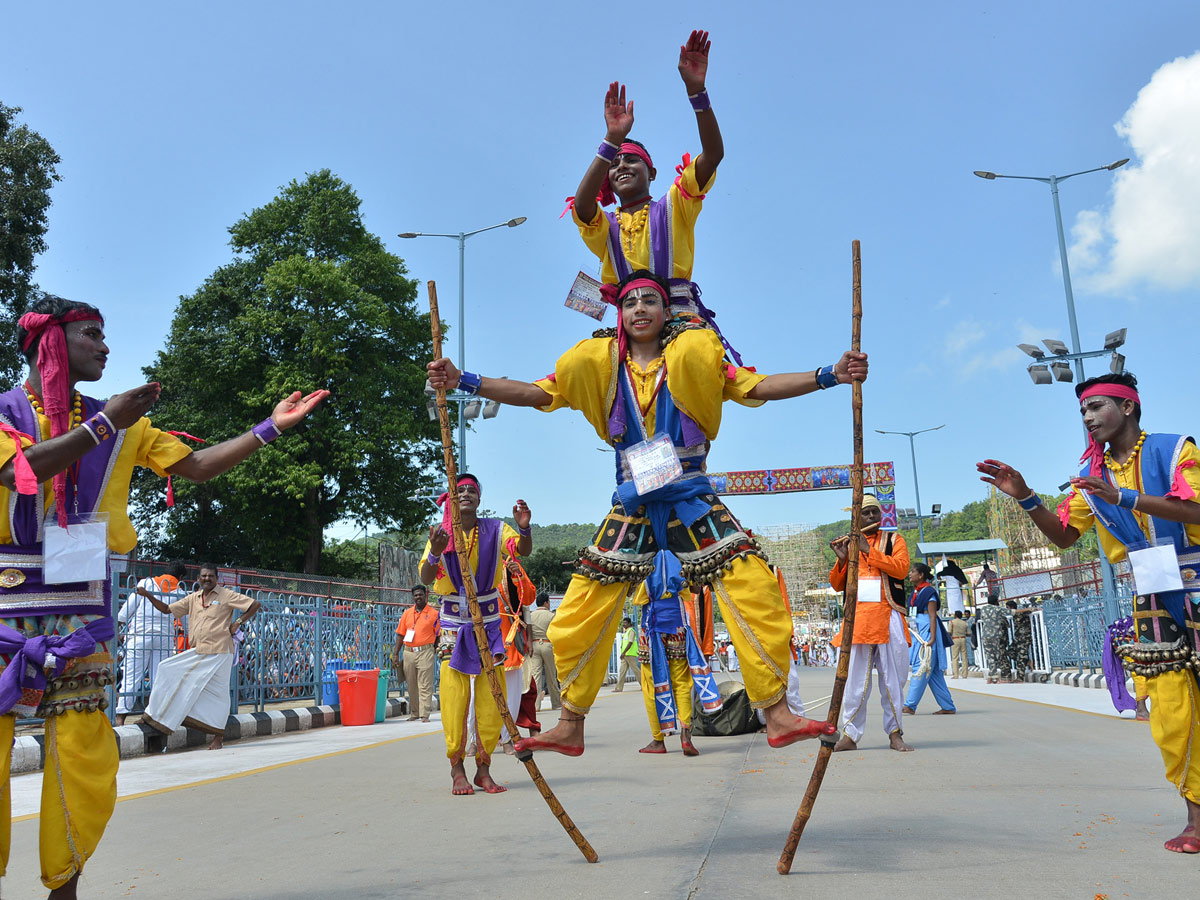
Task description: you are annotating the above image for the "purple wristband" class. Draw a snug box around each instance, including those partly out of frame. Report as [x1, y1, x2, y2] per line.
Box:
[597, 139, 619, 162]
[688, 90, 711, 112]
[426, 552, 439, 568]
[252, 417, 282, 445]
[518, 525, 532, 537]
[83, 412, 115, 443]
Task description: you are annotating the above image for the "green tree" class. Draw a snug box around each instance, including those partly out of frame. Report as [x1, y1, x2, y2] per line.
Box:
[131, 170, 442, 572]
[0, 102, 61, 382]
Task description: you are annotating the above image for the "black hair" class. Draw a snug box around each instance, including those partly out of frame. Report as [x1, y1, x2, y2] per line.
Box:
[17, 293, 104, 364]
[198, 562, 220, 575]
[1005, 600, 1018, 609]
[912, 562, 933, 582]
[617, 269, 671, 301]
[411, 583, 427, 594]
[166, 560, 187, 579]
[1076, 371, 1141, 422]
[536, 591, 550, 607]
[953, 610, 963, 618]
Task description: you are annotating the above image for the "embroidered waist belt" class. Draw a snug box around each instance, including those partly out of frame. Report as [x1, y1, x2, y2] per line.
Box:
[0, 542, 109, 618]
[438, 591, 505, 675]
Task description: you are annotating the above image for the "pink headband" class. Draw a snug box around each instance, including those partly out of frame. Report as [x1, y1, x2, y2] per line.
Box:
[597, 143, 655, 209]
[436, 476, 481, 552]
[602, 278, 670, 364]
[1078, 384, 1141, 476]
[16, 309, 103, 522]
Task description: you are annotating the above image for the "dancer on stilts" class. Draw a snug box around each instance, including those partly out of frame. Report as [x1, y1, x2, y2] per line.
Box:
[427, 270, 866, 758]
[978, 371, 1200, 855]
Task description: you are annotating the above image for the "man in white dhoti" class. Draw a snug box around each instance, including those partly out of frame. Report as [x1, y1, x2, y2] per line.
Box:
[143, 564, 260, 749]
[115, 561, 186, 725]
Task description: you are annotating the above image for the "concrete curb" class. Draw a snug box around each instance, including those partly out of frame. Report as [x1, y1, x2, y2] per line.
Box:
[12, 696, 410, 775]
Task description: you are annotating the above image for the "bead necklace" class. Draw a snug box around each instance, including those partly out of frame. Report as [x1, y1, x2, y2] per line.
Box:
[24, 384, 84, 430]
[618, 204, 650, 259]
[1105, 430, 1147, 475]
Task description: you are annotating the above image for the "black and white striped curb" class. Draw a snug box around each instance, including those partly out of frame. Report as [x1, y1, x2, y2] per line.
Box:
[12, 697, 410, 775]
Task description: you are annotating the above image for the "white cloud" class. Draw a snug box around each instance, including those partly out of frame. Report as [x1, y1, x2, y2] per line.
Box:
[1070, 51, 1200, 293]
[941, 319, 1024, 376]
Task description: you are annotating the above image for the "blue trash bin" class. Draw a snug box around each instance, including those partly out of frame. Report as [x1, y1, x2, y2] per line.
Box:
[322, 658, 345, 706]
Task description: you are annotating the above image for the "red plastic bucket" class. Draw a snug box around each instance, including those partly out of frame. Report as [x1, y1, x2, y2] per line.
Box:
[337, 669, 379, 726]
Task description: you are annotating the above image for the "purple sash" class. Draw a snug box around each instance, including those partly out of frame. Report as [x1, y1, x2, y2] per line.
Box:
[437, 519, 505, 674]
[0, 387, 122, 617]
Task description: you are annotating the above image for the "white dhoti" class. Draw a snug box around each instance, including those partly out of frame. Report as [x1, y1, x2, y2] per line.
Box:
[840, 610, 909, 743]
[116, 631, 175, 714]
[465, 668, 523, 749]
[144, 650, 234, 736]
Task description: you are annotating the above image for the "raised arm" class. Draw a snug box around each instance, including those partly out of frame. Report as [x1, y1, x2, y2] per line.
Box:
[745, 351, 867, 402]
[976, 460, 1081, 549]
[1068, 474, 1200, 526]
[0, 382, 162, 490]
[137, 585, 175, 616]
[678, 29, 724, 188]
[166, 389, 329, 483]
[426, 358, 552, 408]
[573, 82, 635, 225]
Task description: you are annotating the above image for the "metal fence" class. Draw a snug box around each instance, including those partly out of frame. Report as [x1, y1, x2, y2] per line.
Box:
[110, 575, 409, 720]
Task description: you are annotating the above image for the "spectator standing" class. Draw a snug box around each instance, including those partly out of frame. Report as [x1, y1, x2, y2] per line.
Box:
[947, 610, 971, 679]
[977, 595, 1011, 683]
[939, 558, 968, 615]
[613, 616, 638, 692]
[116, 561, 186, 725]
[975, 561, 1001, 603]
[394, 584, 438, 722]
[528, 592, 561, 710]
[1007, 600, 1035, 679]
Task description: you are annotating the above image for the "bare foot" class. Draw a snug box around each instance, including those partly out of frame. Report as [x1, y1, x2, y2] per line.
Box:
[502, 741, 515, 756]
[47, 872, 79, 899]
[1136, 698, 1150, 721]
[473, 765, 507, 794]
[208, 735, 224, 750]
[450, 762, 474, 796]
[832, 735, 858, 752]
[514, 713, 585, 757]
[681, 729, 699, 757]
[639, 739, 667, 754]
[901, 706, 916, 715]
[932, 708, 956, 715]
[889, 732, 915, 752]
[761, 698, 837, 748]
[115, 714, 127, 726]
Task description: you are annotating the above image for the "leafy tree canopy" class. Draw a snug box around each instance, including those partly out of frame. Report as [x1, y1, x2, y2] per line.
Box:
[131, 170, 442, 573]
[0, 102, 61, 383]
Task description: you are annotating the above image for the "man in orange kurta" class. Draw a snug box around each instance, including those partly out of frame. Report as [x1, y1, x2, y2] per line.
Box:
[828, 495, 913, 752]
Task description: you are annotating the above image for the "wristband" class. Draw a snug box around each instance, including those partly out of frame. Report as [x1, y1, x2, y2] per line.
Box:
[1117, 488, 1139, 510]
[688, 89, 712, 112]
[458, 371, 482, 395]
[1017, 492, 1042, 511]
[79, 420, 102, 446]
[518, 525, 532, 537]
[252, 417, 282, 445]
[597, 139, 620, 163]
[82, 412, 115, 443]
[425, 552, 440, 568]
[815, 364, 839, 390]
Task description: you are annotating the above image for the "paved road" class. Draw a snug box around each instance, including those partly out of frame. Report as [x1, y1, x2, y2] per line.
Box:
[5, 670, 1194, 899]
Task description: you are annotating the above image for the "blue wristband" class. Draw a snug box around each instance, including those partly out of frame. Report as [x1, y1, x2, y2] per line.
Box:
[688, 90, 712, 112]
[1017, 492, 1042, 511]
[815, 364, 839, 390]
[1117, 488, 1139, 510]
[458, 371, 482, 395]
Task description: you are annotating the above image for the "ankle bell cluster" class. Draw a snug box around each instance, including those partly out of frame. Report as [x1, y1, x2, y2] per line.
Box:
[1115, 638, 1198, 678]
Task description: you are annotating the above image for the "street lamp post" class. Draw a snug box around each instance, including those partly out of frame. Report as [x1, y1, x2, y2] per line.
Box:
[398, 217, 526, 470]
[975, 159, 1129, 614]
[876, 425, 945, 544]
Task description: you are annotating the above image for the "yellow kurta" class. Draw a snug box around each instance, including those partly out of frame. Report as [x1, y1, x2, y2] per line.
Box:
[573, 158, 715, 285]
[0, 401, 191, 890]
[532, 330, 795, 713]
[1066, 436, 1200, 804]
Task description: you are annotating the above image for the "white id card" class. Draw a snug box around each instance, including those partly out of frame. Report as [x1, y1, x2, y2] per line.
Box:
[43, 513, 109, 584]
[564, 270, 607, 321]
[404, 629, 416, 643]
[1128, 542, 1184, 595]
[625, 434, 683, 496]
[856, 577, 882, 603]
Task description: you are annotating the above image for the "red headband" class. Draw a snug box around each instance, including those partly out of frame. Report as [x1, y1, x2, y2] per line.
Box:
[597, 143, 655, 209]
[1078, 384, 1141, 476]
[16, 309, 103, 522]
[436, 476, 481, 553]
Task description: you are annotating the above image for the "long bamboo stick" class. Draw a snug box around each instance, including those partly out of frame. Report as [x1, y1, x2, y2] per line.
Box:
[777, 240, 865, 874]
[426, 281, 598, 864]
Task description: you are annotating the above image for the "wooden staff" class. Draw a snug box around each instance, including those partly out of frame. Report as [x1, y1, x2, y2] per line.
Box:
[777, 240, 865, 874]
[426, 281, 598, 864]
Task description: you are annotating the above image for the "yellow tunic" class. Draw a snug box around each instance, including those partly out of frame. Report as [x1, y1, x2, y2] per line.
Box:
[421, 521, 521, 596]
[572, 158, 715, 285]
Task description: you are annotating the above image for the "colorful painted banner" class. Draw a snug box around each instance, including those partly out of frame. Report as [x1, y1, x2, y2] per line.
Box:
[709, 462, 898, 529]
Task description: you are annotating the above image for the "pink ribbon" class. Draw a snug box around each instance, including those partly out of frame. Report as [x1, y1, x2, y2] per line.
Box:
[1167, 460, 1197, 502]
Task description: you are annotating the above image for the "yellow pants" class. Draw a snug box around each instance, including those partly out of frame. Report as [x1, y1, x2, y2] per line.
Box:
[439, 660, 506, 767]
[1133, 672, 1148, 700]
[549, 554, 791, 715]
[640, 657, 693, 740]
[1146, 670, 1200, 803]
[0, 710, 118, 890]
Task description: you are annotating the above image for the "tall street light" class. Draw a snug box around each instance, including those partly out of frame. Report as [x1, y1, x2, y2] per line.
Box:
[973, 159, 1128, 383]
[398, 217, 526, 469]
[875, 425, 945, 543]
[975, 158, 1129, 612]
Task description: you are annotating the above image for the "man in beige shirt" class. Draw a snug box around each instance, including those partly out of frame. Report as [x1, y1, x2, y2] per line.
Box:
[527, 593, 560, 710]
[947, 610, 972, 679]
[143, 564, 260, 749]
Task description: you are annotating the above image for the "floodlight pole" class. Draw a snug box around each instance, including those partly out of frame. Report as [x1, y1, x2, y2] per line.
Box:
[876, 425, 945, 544]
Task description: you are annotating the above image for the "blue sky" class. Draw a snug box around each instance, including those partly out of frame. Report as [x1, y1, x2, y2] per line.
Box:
[4, 2, 1199, 541]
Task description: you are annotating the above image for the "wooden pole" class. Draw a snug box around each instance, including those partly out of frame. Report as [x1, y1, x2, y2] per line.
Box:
[777, 240, 865, 874]
[426, 281, 598, 864]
